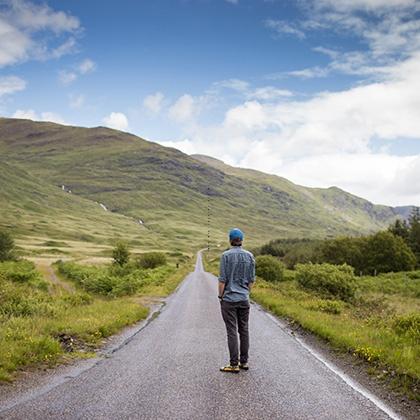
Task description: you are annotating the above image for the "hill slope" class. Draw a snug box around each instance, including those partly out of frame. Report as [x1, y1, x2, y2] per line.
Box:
[0, 118, 403, 248]
[0, 161, 158, 250]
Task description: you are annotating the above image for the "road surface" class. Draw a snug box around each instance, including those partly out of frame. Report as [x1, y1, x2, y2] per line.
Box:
[0, 253, 400, 419]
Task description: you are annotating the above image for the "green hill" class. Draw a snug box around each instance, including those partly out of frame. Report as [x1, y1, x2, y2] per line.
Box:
[0, 117, 403, 251]
[0, 161, 159, 253]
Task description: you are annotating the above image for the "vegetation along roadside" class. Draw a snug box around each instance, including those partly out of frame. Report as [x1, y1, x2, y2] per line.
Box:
[204, 211, 420, 401]
[0, 232, 193, 382]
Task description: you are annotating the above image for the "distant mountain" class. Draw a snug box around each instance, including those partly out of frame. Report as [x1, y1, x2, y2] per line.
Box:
[0, 118, 409, 249]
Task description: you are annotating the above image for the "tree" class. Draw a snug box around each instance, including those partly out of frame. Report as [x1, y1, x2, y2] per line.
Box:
[364, 231, 416, 274]
[407, 207, 420, 266]
[0, 230, 15, 261]
[388, 219, 410, 242]
[112, 241, 130, 266]
[319, 237, 367, 273]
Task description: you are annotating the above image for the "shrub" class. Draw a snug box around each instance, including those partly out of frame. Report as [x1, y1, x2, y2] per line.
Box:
[0, 260, 46, 289]
[137, 252, 167, 269]
[393, 313, 420, 340]
[112, 241, 130, 266]
[296, 263, 356, 301]
[0, 231, 15, 262]
[255, 255, 284, 283]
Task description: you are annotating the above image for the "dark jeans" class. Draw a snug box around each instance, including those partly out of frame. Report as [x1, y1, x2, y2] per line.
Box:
[220, 300, 250, 366]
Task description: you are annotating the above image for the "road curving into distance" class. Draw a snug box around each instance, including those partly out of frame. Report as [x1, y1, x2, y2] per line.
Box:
[0, 252, 401, 419]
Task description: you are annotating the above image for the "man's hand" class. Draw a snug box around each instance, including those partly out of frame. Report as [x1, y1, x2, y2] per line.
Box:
[218, 281, 225, 300]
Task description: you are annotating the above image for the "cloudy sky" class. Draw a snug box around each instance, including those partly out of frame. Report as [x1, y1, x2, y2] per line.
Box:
[1, 0, 420, 206]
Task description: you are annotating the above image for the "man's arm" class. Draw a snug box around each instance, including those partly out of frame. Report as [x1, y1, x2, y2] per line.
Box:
[218, 254, 227, 299]
[248, 254, 256, 292]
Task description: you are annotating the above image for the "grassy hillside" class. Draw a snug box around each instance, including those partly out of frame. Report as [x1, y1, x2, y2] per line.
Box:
[0, 118, 402, 251]
[0, 161, 160, 256]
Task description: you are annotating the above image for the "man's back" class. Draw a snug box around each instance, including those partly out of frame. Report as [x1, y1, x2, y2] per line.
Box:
[219, 246, 255, 302]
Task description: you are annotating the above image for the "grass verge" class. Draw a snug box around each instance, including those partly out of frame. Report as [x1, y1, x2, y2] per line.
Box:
[0, 257, 193, 382]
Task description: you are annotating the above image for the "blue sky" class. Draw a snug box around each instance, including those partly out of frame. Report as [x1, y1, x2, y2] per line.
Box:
[1, 0, 420, 206]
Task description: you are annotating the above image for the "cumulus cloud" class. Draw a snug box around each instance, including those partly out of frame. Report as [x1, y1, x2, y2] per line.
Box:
[0, 75, 26, 96]
[160, 50, 420, 206]
[0, 0, 80, 68]
[12, 109, 66, 124]
[143, 92, 165, 113]
[102, 112, 129, 131]
[168, 94, 196, 122]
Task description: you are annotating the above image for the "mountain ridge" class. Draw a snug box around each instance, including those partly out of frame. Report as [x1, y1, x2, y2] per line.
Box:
[0, 117, 410, 248]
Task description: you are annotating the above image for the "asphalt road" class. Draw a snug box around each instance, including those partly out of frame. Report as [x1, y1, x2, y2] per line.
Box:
[0, 253, 400, 420]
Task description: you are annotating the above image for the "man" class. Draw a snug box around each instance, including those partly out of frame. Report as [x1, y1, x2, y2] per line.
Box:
[218, 228, 256, 373]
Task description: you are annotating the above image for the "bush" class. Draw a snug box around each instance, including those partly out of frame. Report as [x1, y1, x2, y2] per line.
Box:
[112, 241, 130, 266]
[0, 231, 16, 262]
[0, 260, 46, 289]
[137, 252, 167, 269]
[255, 255, 284, 283]
[393, 313, 420, 340]
[296, 263, 356, 301]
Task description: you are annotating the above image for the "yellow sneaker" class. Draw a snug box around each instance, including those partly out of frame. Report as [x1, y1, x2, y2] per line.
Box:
[220, 364, 240, 373]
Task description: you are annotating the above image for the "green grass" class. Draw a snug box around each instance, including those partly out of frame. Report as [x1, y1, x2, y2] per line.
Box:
[0, 117, 403, 256]
[203, 251, 420, 400]
[0, 257, 193, 381]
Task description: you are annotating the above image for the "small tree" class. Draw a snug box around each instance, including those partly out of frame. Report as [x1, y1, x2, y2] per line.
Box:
[256, 255, 284, 282]
[364, 231, 416, 274]
[0, 230, 15, 262]
[112, 241, 129, 266]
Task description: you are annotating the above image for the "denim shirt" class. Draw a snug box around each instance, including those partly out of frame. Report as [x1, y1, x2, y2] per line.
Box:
[219, 246, 256, 302]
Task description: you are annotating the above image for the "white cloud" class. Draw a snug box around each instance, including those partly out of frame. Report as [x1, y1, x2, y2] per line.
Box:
[12, 109, 66, 124]
[102, 112, 129, 131]
[215, 79, 250, 92]
[0, 0, 80, 68]
[265, 19, 306, 39]
[143, 92, 165, 113]
[248, 87, 293, 100]
[0, 19, 31, 67]
[58, 58, 96, 84]
[59, 70, 77, 85]
[0, 75, 26, 96]
[8, 0, 80, 33]
[12, 109, 37, 120]
[225, 0, 239, 4]
[316, 0, 416, 13]
[78, 58, 96, 74]
[168, 94, 195, 122]
[162, 51, 420, 206]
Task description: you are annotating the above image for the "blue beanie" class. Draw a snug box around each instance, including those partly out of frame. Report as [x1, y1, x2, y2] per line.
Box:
[229, 228, 244, 241]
